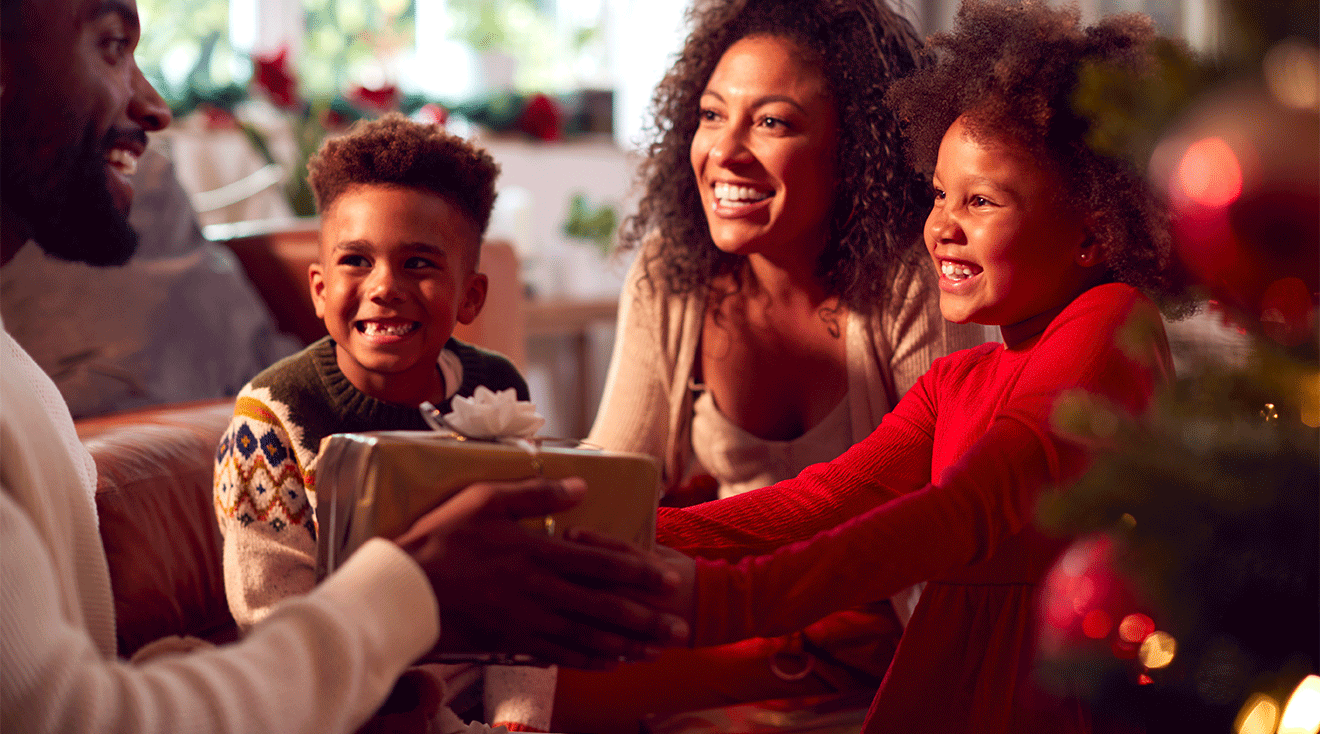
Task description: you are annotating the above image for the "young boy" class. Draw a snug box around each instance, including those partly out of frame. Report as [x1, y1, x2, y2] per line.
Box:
[214, 113, 551, 731]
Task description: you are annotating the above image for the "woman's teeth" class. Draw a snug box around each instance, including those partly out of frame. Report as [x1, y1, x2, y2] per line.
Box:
[713, 182, 771, 207]
[105, 148, 138, 176]
[941, 261, 978, 281]
[358, 321, 416, 337]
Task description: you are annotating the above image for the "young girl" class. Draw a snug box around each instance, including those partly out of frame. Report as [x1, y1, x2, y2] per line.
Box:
[649, 1, 1191, 730]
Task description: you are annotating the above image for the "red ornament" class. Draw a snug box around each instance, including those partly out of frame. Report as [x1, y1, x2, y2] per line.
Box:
[1156, 84, 1319, 346]
[252, 46, 300, 109]
[1038, 534, 1162, 674]
[517, 93, 562, 142]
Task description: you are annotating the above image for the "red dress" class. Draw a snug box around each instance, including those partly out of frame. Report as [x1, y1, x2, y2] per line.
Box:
[660, 283, 1173, 733]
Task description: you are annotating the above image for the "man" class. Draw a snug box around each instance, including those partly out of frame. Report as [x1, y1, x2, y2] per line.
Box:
[0, 1, 686, 732]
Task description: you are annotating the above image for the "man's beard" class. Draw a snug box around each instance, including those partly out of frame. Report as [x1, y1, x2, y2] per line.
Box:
[0, 120, 141, 267]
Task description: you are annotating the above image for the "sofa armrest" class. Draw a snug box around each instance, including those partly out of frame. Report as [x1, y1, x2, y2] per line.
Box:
[78, 399, 239, 657]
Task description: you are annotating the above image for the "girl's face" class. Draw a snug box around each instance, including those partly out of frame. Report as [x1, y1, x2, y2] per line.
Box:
[925, 116, 1100, 346]
[689, 35, 839, 261]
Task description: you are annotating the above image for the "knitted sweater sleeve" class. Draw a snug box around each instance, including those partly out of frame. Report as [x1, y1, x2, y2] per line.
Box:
[214, 389, 318, 629]
[689, 284, 1170, 646]
[1, 492, 437, 734]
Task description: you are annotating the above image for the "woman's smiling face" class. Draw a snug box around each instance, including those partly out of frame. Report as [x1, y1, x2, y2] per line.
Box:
[689, 34, 839, 261]
[925, 116, 1099, 345]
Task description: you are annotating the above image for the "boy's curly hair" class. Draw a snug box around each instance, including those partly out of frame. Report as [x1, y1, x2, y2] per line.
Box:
[886, 0, 1193, 315]
[308, 113, 500, 259]
[622, 0, 926, 315]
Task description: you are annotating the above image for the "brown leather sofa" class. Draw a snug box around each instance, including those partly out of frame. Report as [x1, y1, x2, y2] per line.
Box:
[76, 399, 238, 657]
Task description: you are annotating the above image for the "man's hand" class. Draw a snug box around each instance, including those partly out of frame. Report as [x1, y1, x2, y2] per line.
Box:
[393, 477, 690, 670]
[562, 529, 697, 624]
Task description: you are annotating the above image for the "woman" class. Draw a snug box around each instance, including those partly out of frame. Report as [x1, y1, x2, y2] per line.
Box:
[554, 0, 988, 729]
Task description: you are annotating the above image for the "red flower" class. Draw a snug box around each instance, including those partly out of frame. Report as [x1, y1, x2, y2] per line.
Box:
[516, 93, 561, 142]
[348, 83, 400, 114]
[253, 46, 299, 109]
[197, 103, 239, 131]
[416, 103, 449, 127]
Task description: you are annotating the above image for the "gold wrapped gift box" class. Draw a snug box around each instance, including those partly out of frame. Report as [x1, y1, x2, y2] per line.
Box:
[315, 430, 661, 581]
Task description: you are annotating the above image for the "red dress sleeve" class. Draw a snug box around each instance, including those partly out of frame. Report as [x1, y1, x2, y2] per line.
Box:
[689, 284, 1171, 646]
[656, 353, 958, 560]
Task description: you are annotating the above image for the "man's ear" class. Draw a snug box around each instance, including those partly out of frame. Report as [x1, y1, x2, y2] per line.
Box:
[457, 272, 488, 325]
[309, 262, 327, 319]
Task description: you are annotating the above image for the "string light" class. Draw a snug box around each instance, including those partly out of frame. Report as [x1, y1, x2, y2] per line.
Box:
[1235, 693, 1281, 734]
[1279, 675, 1320, 734]
[1139, 631, 1177, 669]
[1175, 137, 1242, 208]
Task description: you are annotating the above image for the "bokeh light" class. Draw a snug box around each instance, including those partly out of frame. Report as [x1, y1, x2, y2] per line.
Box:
[1279, 675, 1320, 734]
[1083, 609, 1112, 639]
[1072, 576, 1096, 615]
[1139, 631, 1177, 669]
[1176, 137, 1243, 208]
[1264, 40, 1320, 111]
[1236, 693, 1281, 734]
[1118, 613, 1155, 644]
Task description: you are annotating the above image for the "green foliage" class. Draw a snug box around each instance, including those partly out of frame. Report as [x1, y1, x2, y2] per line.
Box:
[561, 193, 619, 255]
[1072, 38, 1220, 173]
[1041, 332, 1319, 726]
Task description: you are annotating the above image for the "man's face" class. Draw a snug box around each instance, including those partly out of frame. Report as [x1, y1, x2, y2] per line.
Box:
[1, 0, 172, 265]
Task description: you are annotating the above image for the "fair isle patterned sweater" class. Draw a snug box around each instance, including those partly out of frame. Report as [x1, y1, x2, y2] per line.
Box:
[214, 335, 527, 625]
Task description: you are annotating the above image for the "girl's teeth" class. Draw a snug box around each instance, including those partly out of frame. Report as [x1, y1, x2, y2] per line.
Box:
[941, 261, 977, 280]
[713, 182, 771, 206]
[360, 321, 415, 336]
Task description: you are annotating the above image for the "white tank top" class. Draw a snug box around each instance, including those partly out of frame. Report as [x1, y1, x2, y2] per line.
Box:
[690, 385, 854, 500]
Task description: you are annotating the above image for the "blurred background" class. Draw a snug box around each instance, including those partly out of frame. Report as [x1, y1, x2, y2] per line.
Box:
[0, 0, 1257, 438]
[102, 0, 1225, 435]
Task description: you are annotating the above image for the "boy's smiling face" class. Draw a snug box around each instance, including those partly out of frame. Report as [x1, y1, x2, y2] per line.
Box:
[925, 116, 1101, 346]
[310, 184, 486, 405]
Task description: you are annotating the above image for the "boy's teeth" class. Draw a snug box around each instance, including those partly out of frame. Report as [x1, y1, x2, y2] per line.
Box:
[105, 148, 138, 176]
[359, 321, 416, 337]
[941, 261, 978, 280]
[713, 182, 771, 206]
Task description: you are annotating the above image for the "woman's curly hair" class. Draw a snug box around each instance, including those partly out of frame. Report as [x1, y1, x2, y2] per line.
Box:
[307, 113, 500, 251]
[621, 0, 927, 315]
[886, 0, 1193, 315]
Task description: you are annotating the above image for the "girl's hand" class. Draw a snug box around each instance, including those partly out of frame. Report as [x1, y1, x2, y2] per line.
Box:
[563, 528, 697, 637]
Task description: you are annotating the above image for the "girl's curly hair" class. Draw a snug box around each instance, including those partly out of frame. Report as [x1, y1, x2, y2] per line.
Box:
[885, 0, 1193, 315]
[621, 0, 926, 315]
[307, 112, 500, 247]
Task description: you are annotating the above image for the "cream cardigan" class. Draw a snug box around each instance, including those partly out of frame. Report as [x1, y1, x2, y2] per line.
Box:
[1, 327, 438, 734]
[589, 245, 991, 493]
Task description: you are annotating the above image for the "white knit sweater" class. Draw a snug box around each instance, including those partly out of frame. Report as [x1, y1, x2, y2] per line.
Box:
[1, 327, 438, 734]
